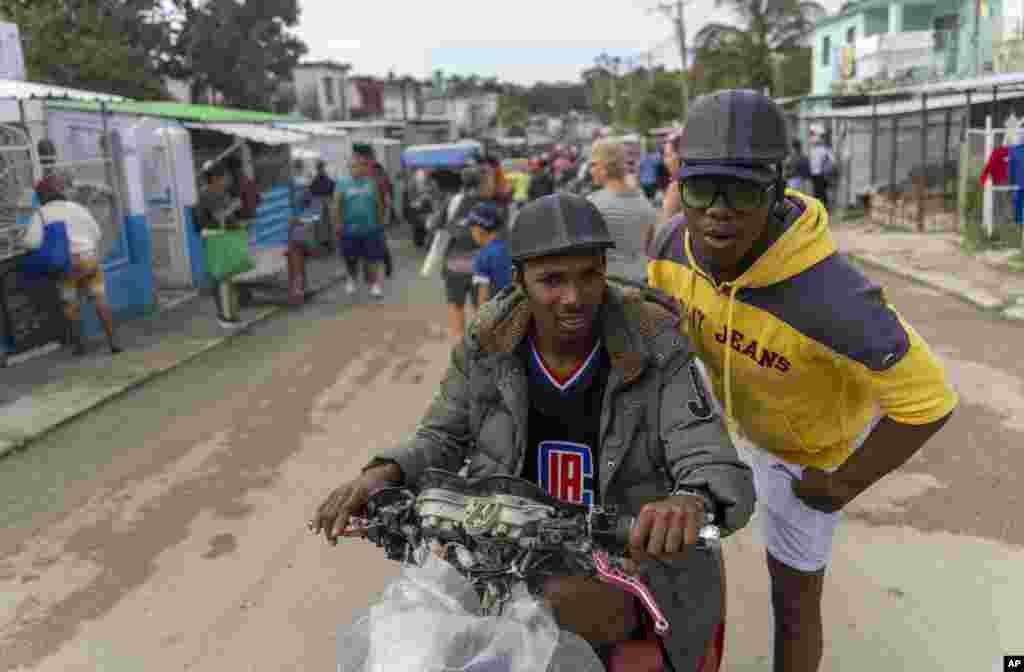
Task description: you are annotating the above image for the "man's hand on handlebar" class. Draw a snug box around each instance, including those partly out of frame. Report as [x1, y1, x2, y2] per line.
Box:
[627, 494, 707, 564]
[310, 463, 402, 545]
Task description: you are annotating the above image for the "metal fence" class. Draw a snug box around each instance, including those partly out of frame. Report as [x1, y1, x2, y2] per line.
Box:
[0, 124, 37, 259]
[793, 82, 1024, 239]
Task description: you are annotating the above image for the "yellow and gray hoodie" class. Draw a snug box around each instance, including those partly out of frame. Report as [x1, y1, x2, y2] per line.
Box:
[648, 191, 958, 470]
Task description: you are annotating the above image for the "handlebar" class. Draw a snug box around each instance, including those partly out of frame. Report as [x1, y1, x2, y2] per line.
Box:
[318, 471, 723, 637]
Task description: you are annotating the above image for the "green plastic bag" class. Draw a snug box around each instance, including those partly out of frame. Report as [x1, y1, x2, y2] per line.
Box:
[205, 229, 256, 281]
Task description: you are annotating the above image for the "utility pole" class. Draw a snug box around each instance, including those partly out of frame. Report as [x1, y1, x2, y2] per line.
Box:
[656, 1, 690, 120]
[674, 0, 689, 120]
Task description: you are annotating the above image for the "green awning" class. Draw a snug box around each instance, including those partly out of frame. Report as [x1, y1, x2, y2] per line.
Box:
[45, 99, 306, 124]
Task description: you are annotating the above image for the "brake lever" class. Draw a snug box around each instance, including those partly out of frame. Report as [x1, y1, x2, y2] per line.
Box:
[592, 550, 670, 636]
[341, 516, 378, 537]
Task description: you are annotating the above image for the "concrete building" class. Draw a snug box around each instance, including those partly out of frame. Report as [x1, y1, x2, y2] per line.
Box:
[293, 60, 351, 122]
[810, 0, 1015, 97]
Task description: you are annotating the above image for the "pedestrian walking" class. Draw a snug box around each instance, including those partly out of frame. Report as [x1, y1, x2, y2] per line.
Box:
[785, 140, 813, 195]
[195, 162, 246, 328]
[586, 139, 658, 285]
[308, 160, 336, 253]
[336, 144, 389, 299]
[371, 159, 395, 278]
[809, 131, 837, 210]
[439, 158, 505, 340]
[468, 201, 512, 305]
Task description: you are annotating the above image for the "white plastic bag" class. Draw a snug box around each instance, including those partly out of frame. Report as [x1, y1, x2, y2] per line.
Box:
[420, 229, 450, 278]
[337, 553, 604, 672]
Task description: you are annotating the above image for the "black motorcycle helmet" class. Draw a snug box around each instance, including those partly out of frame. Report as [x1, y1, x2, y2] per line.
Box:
[506, 193, 616, 264]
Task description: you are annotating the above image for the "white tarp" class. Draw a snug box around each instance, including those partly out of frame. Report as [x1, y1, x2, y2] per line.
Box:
[184, 122, 309, 145]
[277, 122, 350, 137]
[0, 78, 128, 102]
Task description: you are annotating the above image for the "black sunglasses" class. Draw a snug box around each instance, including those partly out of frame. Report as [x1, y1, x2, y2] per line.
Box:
[680, 176, 775, 211]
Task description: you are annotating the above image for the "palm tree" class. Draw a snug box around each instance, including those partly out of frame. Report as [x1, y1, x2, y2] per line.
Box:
[694, 0, 826, 94]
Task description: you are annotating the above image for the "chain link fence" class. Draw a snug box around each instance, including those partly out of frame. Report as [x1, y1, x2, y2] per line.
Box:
[796, 103, 965, 233]
[791, 85, 1024, 248]
[0, 125, 37, 260]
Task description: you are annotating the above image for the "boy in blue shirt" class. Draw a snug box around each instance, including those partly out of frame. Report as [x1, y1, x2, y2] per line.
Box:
[469, 202, 512, 305]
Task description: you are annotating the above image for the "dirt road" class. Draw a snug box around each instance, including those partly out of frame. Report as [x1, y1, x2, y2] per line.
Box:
[0, 256, 1020, 671]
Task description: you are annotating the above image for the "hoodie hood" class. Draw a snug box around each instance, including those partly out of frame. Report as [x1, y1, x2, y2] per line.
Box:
[686, 190, 835, 289]
[678, 190, 835, 430]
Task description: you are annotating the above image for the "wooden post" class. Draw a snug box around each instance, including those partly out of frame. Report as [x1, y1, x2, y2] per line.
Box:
[890, 116, 898, 228]
[943, 107, 953, 209]
[917, 94, 928, 231]
[870, 96, 879, 187]
[993, 85, 1000, 127]
[983, 114, 994, 238]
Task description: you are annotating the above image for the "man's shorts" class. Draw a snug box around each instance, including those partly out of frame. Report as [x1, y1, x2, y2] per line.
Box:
[443, 270, 479, 307]
[338, 232, 389, 263]
[691, 358, 878, 573]
[743, 416, 880, 573]
[61, 258, 107, 303]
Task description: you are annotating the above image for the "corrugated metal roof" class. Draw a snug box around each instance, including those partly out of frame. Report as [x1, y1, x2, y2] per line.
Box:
[0, 78, 129, 102]
[184, 122, 310, 145]
[45, 98, 305, 123]
[276, 122, 350, 137]
[801, 88, 1024, 119]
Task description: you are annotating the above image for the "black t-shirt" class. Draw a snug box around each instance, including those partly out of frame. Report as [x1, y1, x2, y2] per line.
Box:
[520, 339, 609, 507]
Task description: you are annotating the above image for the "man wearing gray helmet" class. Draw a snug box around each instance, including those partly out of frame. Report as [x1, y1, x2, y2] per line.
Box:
[314, 193, 755, 672]
[649, 90, 957, 671]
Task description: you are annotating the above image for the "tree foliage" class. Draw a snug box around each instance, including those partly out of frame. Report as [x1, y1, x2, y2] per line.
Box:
[0, 0, 170, 99]
[692, 0, 824, 96]
[162, 0, 308, 110]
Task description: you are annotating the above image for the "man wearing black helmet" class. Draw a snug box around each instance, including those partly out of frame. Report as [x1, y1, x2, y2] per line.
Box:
[314, 193, 756, 672]
[648, 90, 958, 672]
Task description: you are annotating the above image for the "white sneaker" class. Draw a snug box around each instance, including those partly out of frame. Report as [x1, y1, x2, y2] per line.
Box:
[370, 283, 383, 299]
[345, 279, 357, 295]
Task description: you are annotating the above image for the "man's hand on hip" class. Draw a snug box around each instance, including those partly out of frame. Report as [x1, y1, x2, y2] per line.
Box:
[792, 468, 852, 514]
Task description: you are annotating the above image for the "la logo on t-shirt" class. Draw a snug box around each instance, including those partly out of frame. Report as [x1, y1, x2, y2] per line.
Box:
[538, 441, 595, 506]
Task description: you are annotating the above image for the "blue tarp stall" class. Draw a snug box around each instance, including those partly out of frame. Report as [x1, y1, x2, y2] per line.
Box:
[401, 141, 483, 170]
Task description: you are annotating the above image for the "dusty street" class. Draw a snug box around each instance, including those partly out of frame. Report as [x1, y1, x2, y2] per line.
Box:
[1, 251, 1021, 671]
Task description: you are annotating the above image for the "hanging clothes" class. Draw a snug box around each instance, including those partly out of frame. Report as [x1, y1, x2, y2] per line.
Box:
[981, 145, 1011, 185]
[1008, 144, 1024, 224]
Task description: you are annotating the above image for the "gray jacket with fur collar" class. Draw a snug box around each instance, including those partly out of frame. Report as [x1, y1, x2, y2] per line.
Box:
[371, 280, 755, 669]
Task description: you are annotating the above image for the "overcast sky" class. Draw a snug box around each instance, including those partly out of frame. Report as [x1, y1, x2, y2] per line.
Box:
[294, 0, 694, 85]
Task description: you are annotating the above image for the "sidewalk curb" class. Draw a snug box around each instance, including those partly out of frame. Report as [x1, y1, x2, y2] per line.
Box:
[0, 270, 346, 461]
[845, 252, 1024, 320]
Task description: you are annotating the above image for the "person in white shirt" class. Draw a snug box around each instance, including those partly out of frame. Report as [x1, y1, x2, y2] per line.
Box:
[24, 175, 121, 355]
[809, 132, 836, 210]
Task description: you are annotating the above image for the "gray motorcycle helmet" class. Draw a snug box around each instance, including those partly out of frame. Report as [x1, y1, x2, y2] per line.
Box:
[506, 193, 616, 264]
